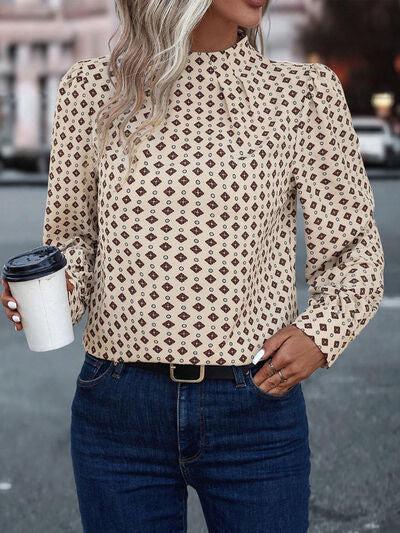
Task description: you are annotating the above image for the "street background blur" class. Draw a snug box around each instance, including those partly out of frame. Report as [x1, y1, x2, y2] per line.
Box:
[1, 1, 399, 532]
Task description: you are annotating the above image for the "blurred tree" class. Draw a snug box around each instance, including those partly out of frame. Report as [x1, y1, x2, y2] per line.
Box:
[296, 0, 400, 115]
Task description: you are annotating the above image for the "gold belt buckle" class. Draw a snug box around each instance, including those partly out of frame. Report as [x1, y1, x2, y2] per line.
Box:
[169, 363, 205, 383]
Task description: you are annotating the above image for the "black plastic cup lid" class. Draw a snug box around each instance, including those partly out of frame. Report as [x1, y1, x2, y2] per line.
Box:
[2, 245, 67, 282]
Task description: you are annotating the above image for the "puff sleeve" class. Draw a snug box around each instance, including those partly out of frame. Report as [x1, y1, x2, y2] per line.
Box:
[41, 60, 99, 325]
[290, 62, 385, 368]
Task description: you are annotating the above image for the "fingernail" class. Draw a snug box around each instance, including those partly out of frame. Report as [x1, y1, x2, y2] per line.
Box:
[252, 348, 265, 364]
[7, 301, 17, 310]
[12, 315, 21, 323]
[14, 325, 18, 331]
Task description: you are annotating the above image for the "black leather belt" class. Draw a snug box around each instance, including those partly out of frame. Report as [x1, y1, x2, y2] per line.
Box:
[132, 360, 255, 383]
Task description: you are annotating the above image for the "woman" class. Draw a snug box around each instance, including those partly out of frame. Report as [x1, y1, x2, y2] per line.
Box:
[1, 0, 385, 531]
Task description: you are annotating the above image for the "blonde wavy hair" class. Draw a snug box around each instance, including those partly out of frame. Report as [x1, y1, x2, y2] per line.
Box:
[96, 0, 270, 174]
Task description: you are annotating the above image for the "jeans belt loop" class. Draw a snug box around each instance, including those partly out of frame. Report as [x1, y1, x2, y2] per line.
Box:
[232, 365, 247, 388]
[111, 360, 124, 379]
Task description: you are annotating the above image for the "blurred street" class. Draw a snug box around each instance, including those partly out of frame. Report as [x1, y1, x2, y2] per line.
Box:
[0, 170, 398, 533]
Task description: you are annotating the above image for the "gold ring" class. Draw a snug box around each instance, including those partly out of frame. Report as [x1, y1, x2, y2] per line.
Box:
[268, 357, 277, 375]
[278, 369, 288, 383]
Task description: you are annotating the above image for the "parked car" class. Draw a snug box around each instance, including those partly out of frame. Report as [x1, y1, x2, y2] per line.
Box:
[0, 144, 50, 173]
[352, 116, 400, 168]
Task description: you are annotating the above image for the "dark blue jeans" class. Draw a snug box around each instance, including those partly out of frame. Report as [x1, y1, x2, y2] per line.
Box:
[70, 352, 311, 532]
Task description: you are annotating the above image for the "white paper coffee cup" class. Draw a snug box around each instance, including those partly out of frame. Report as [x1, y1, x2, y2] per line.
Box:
[2, 245, 74, 351]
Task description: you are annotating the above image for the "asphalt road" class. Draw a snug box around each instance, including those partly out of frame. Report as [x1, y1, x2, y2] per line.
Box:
[0, 171, 399, 533]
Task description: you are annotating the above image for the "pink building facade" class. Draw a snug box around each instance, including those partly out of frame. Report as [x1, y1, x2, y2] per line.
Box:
[0, 0, 116, 153]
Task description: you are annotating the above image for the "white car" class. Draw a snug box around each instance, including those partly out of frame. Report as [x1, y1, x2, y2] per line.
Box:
[352, 116, 400, 167]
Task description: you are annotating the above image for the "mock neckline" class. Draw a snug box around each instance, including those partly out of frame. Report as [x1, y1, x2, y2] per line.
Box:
[182, 30, 266, 87]
[188, 29, 250, 61]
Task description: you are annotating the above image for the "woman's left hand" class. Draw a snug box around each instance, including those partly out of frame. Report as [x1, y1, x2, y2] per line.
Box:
[252, 325, 327, 395]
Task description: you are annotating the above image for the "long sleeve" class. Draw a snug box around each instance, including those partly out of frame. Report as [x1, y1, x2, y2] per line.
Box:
[290, 62, 385, 368]
[41, 60, 99, 325]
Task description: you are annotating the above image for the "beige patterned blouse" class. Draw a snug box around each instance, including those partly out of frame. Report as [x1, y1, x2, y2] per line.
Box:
[42, 31, 385, 368]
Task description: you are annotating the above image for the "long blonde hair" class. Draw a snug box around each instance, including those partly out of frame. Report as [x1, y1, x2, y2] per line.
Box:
[96, 0, 269, 173]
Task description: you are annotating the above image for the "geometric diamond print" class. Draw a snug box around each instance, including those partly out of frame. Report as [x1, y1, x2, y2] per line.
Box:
[42, 29, 384, 368]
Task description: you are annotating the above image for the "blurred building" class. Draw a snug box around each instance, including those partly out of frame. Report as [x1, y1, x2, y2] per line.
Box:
[265, 0, 320, 62]
[0, 0, 116, 154]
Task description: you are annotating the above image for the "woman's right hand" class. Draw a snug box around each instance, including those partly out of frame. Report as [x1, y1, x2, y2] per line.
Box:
[1, 278, 22, 331]
[65, 270, 75, 294]
[1, 272, 73, 332]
